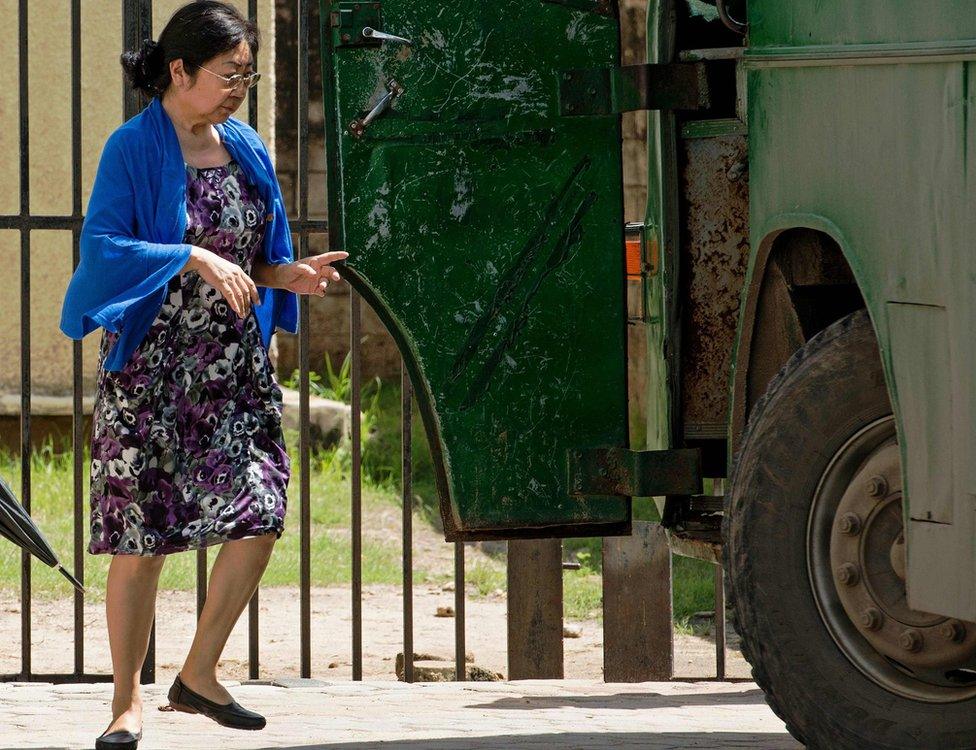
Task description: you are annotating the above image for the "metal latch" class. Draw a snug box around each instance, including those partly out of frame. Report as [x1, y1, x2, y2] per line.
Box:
[348, 78, 403, 138]
[362, 26, 411, 45]
[567, 447, 702, 497]
[330, 1, 383, 48]
[558, 62, 711, 116]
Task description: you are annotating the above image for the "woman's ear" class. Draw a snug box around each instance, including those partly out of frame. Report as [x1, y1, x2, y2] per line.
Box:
[169, 58, 188, 90]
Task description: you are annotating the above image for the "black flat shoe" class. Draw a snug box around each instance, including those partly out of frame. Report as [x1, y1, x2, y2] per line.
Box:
[95, 726, 142, 750]
[167, 672, 266, 730]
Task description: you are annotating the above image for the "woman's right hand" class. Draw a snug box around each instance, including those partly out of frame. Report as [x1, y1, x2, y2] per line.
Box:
[186, 246, 259, 319]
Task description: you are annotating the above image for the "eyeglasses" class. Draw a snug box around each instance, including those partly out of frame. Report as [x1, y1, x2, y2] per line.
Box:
[197, 64, 261, 90]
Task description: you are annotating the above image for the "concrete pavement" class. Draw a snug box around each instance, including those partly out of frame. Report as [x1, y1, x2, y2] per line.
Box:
[0, 677, 804, 749]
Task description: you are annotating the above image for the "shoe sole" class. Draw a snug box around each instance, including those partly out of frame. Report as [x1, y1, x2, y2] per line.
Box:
[167, 700, 265, 730]
[95, 733, 141, 750]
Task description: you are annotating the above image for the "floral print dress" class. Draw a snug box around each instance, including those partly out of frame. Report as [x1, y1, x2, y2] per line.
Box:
[87, 158, 290, 556]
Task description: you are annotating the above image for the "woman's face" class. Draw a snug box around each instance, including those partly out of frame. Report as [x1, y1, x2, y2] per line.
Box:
[170, 39, 254, 123]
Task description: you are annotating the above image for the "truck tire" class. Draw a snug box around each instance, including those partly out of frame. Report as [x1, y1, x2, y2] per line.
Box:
[723, 309, 976, 749]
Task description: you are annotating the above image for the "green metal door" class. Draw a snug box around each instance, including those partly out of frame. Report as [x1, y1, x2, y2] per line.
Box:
[319, 0, 630, 539]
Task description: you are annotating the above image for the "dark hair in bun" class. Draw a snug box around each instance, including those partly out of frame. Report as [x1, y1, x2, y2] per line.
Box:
[120, 38, 165, 97]
[120, 0, 260, 99]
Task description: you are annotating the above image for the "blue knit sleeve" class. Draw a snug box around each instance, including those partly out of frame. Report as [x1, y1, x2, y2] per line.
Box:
[58, 129, 193, 341]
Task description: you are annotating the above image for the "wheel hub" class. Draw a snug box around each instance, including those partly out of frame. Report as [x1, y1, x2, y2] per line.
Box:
[830, 442, 976, 673]
[810, 417, 976, 701]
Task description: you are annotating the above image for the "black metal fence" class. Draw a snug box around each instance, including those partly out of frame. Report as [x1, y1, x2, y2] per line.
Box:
[0, 0, 466, 686]
[1, 0, 732, 688]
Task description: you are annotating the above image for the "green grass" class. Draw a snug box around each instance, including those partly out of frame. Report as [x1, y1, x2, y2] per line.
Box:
[0, 373, 717, 625]
[0, 431, 426, 602]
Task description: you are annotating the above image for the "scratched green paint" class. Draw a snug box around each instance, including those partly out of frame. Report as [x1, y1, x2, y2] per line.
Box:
[641, 0, 673, 521]
[319, 0, 629, 536]
[743, 1, 976, 619]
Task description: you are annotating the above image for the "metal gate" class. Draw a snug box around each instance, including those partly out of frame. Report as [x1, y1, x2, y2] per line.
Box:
[0, 0, 466, 686]
[1, 0, 740, 689]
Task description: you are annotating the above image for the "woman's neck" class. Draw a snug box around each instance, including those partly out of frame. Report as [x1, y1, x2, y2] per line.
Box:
[160, 92, 220, 152]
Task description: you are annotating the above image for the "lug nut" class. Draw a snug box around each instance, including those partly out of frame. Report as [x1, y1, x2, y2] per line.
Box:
[837, 563, 860, 586]
[899, 629, 923, 652]
[867, 475, 889, 498]
[839, 513, 862, 536]
[940, 620, 966, 643]
[860, 608, 884, 631]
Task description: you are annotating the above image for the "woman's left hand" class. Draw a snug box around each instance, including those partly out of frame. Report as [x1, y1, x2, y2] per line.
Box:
[276, 251, 349, 296]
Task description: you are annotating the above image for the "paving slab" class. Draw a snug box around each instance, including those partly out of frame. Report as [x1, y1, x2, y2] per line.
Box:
[0, 677, 803, 749]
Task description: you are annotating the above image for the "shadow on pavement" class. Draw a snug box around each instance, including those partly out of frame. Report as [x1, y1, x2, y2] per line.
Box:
[466, 688, 771, 711]
[216, 731, 804, 749]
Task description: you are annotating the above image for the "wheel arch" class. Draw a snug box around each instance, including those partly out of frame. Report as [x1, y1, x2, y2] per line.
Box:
[729, 213, 887, 456]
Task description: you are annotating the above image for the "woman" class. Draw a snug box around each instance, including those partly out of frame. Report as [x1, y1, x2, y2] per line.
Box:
[58, 3, 346, 748]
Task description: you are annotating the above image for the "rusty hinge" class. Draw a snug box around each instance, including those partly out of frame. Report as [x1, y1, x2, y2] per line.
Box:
[567, 447, 702, 497]
[558, 62, 711, 116]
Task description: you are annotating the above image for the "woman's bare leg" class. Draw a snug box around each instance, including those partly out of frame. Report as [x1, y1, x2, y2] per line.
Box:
[176, 533, 277, 704]
[101, 553, 167, 736]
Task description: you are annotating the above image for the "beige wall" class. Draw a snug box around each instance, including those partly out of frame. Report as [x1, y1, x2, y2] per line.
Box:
[0, 0, 276, 403]
[2, 0, 648, 405]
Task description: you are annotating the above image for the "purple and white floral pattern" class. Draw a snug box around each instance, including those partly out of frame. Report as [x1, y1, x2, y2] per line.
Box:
[88, 159, 290, 556]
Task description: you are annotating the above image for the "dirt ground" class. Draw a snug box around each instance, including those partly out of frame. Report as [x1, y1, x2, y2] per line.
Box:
[0, 582, 751, 683]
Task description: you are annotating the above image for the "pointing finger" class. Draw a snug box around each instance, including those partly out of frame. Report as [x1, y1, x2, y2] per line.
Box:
[312, 251, 349, 268]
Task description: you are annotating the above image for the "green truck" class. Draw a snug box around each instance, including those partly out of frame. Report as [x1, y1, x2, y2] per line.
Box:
[320, 1, 976, 746]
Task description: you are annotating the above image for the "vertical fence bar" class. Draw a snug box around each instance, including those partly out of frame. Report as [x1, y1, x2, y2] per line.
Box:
[122, 0, 152, 122]
[18, 0, 32, 681]
[401, 363, 413, 683]
[714, 479, 726, 680]
[297, 0, 312, 679]
[70, 0, 85, 678]
[121, 0, 157, 686]
[350, 294, 363, 680]
[454, 542, 465, 681]
[246, 0, 262, 681]
[714, 563, 726, 679]
[195, 552, 207, 618]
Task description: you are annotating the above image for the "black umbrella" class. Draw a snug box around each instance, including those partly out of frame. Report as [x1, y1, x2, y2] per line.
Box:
[0, 473, 85, 593]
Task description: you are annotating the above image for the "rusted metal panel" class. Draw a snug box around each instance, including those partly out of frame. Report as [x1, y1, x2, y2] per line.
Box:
[507, 539, 563, 679]
[666, 528, 721, 564]
[678, 132, 749, 432]
[603, 521, 673, 681]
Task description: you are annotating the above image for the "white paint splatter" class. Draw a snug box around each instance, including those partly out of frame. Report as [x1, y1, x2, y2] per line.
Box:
[566, 14, 584, 41]
[422, 28, 448, 50]
[365, 182, 391, 250]
[450, 169, 472, 221]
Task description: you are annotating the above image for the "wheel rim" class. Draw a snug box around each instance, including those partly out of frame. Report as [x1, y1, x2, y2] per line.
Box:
[807, 415, 976, 703]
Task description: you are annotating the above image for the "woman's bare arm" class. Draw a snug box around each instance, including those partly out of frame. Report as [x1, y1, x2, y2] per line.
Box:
[249, 258, 282, 289]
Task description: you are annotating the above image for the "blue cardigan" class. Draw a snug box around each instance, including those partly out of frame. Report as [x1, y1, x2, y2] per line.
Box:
[59, 96, 299, 371]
